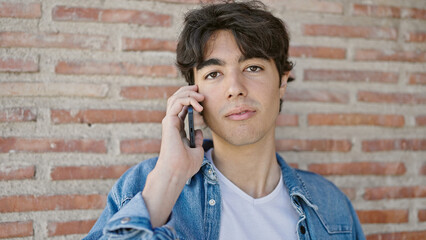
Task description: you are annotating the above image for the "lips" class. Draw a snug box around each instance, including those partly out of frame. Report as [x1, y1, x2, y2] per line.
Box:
[225, 106, 256, 121]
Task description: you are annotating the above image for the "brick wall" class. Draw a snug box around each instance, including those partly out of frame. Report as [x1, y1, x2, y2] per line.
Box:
[0, 0, 424, 239]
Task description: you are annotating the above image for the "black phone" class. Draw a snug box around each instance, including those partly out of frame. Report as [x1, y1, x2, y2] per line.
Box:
[188, 106, 195, 148]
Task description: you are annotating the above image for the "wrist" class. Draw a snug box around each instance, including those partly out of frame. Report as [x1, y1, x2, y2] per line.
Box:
[154, 164, 189, 188]
[156, 155, 194, 182]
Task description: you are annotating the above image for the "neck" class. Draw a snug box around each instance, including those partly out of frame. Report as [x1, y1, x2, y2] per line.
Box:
[211, 129, 281, 199]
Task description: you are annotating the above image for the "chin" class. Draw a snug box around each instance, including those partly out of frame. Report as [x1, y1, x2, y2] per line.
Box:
[215, 128, 266, 147]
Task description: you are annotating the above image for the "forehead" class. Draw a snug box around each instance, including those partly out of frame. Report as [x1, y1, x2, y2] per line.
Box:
[203, 30, 241, 59]
[202, 30, 272, 65]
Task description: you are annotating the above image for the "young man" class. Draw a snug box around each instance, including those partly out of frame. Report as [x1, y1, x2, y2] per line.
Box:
[85, 1, 365, 239]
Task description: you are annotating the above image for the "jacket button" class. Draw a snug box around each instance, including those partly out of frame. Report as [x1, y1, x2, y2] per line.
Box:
[209, 199, 216, 206]
[121, 217, 130, 224]
[300, 225, 306, 234]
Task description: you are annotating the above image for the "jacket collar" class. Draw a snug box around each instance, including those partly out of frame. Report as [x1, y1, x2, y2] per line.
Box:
[276, 153, 318, 211]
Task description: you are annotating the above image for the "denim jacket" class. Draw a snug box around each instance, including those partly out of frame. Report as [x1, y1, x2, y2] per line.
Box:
[84, 142, 365, 240]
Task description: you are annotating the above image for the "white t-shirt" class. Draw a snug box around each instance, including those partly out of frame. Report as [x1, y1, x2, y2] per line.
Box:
[206, 149, 299, 240]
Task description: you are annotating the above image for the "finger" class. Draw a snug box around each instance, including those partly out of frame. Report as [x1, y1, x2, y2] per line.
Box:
[194, 129, 204, 148]
[194, 110, 206, 128]
[180, 128, 187, 138]
[172, 85, 198, 96]
[178, 105, 188, 122]
[170, 91, 205, 107]
[167, 97, 204, 117]
[167, 86, 204, 113]
[178, 106, 188, 138]
[167, 91, 204, 113]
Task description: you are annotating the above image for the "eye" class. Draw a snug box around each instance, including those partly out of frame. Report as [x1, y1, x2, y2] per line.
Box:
[205, 71, 222, 80]
[245, 66, 263, 72]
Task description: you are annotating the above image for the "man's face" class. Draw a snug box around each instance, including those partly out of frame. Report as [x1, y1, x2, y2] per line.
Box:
[194, 30, 288, 146]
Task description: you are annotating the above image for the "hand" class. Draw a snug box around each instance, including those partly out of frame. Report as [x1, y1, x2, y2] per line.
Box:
[142, 85, 205, 228]
[157, 85, 205, 180]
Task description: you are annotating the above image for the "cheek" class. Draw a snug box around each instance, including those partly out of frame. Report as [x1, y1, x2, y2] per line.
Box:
[198, 84, 221, 105]
[197, 86, 217, 116]
[258, 87, 282, 109]
[201, 95, 216, 117]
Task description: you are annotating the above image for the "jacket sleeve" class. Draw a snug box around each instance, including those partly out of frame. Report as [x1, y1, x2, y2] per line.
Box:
[83, 159, 177, 240]
[346, 197, 366, 240]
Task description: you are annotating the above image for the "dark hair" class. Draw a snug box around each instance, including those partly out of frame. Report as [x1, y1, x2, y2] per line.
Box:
[176, 0, 294, 86]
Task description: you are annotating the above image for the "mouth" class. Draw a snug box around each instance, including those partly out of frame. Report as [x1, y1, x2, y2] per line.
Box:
[225, 107, 256, 121]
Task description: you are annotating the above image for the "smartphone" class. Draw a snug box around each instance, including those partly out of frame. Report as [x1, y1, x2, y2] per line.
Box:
[188, 106, 195, 148]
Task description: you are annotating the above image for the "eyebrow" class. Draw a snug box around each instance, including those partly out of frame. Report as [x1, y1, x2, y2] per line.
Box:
[196, 58, 225, 70]
[196, 55, 269, 70]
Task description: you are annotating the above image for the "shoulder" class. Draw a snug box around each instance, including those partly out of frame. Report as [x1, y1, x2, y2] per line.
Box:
[292, 169, 361, 236]
[293, 169, 352, 210]
[293, 169, 357, 232]
[294, 169, 346, 200]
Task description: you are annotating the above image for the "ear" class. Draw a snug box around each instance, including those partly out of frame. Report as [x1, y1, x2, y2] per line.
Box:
[279, 72, 290, 99]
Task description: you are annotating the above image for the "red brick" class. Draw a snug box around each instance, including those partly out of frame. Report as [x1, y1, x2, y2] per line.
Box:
[405, 32, 426, 43]
[357, 209, 408, 223]
[154, 0, 221, 3]
[419, 209, 426, 222]
[0, 108, 36, 122]
[409, 73, 426, 85]
[52, 6, 171, 27]
[0, 194, 106, 213]
[51, 109, 165, 124]
[122, 38, 177, 52]
[55, 61, 177, 77]
[304, 69, 398, 83]
[358, 91, 426, 105]
[367, 231, 426, 240]
[0, 137, 107, 153]
[280, 0, 343, 14]
[154, 0, 200, 3]
[0, 221, 33, 238]
[355, 49, 426, 62]
[341, 188, 356, 200]
[0, 82, 108, 98]
[352, 4, 401, 18]
[284, 89, 349, 103]
[364, 186, 426, 200]
[288, 163, 299, 169]
[52, 6, 99, 21]
[303, 24, 397, 40]
[0, 2, 41, 18]
[276, 114, 298, 126]
[416, 116, 426, 126]
[102, 9, 171, 26]
[0, 32, 113, 50]
[401, 8, 426, 20]
[120, 139, 161, 154]
[48, 219, 96, 236]
[51, 165, 131, 180]
[362, 139, 426, 152]
[309, 162, 406, 176]
[275, 139, 352, 152]
[120, 86, 180, 100]
[308, 113, 405, 127]
[0, 57, 38, 73]
[0, 165, 35, 180]
[421, 163, 426, 175]
[289, 46, 346, 59]
[352, 4, 426, 20]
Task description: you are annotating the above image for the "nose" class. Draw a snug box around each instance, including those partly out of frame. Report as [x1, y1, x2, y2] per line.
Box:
[226, 71, 247, 100]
